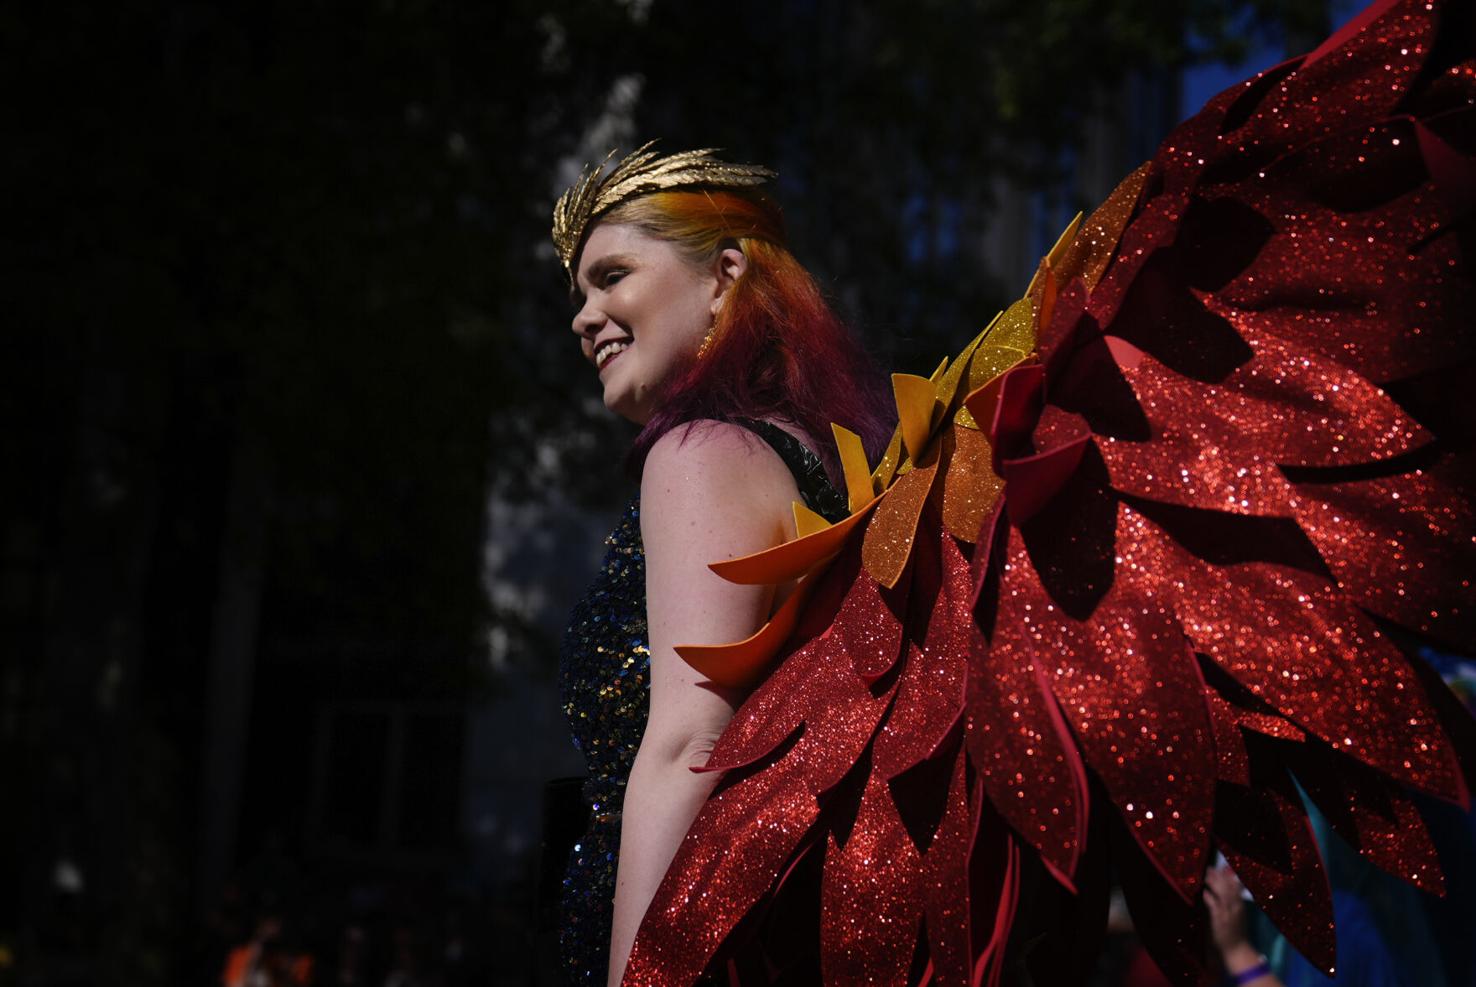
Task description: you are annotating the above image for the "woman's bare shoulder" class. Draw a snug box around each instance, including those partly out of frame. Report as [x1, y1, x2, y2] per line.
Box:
[640, 420, 797, 536]
[642, 420, 794, 486]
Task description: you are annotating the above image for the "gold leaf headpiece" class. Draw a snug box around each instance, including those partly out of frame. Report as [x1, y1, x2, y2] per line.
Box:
[551, 141, 775, 281]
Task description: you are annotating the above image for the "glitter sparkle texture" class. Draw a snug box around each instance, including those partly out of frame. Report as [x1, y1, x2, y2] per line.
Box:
[622, 2, 1476, 983]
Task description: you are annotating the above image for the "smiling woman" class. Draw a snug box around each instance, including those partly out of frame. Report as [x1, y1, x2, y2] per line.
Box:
[577, 182, 889, 486]
[549, 145, 888, 985]
[571, 223, 744, 425]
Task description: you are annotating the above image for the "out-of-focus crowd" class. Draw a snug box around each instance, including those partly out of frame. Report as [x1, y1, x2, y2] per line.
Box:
[198, 882, 512, 987]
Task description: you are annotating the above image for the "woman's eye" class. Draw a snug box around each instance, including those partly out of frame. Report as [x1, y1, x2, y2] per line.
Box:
[603, 269, 627, 287]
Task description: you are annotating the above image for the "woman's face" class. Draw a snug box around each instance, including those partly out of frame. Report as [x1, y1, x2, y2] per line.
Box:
[571, 223, 724, 425]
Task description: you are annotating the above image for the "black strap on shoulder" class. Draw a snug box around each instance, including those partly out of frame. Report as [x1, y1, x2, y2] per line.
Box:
[730, 418, 849, 524]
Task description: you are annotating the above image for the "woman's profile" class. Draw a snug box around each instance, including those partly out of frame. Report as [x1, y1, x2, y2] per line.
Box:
[551, 145, 889, 985]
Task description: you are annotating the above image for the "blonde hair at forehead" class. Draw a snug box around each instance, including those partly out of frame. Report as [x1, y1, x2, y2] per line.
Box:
[590, 188, 786, 273]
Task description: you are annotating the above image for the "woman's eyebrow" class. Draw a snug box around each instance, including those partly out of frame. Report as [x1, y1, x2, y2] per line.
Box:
[588, 254, 637, 283]
[571, 253, 636, 307]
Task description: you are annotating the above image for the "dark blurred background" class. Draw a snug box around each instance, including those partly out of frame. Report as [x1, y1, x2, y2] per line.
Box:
[6, 1, 1424, 985]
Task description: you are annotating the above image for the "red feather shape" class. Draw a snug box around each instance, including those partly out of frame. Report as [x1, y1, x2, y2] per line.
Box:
[625, 3, 1476, 983]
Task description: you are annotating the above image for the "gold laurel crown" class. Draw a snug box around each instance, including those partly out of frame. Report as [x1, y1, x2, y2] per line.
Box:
[551, 141, 775, 280]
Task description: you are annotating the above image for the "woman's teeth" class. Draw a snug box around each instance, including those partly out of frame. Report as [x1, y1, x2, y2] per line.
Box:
[597, 340, 629, 369]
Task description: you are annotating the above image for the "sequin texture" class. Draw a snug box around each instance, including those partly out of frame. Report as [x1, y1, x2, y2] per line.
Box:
[558, 496, 650, 984]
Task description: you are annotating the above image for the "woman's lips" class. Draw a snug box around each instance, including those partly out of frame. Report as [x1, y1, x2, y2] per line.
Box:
[596, 339, 630, 373]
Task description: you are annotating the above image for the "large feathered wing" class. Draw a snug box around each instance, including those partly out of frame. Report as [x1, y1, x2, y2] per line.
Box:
[625, 1, 1476, 983]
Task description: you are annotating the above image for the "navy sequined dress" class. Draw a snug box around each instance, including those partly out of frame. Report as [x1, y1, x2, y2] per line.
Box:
[556, 421, 847, 985]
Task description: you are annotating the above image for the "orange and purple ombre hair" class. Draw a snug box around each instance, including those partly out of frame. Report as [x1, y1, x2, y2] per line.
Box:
[595, 188, 892, 484]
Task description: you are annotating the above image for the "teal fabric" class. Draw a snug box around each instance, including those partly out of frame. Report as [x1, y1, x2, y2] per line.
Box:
[1249, 799, 1450, 987]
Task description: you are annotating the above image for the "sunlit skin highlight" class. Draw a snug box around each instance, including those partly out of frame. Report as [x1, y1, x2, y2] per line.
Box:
[572, 223, 744, 425]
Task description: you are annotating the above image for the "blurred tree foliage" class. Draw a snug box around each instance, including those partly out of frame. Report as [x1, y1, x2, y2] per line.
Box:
[4, 0, 1323, 982]
[630, 0, 1324, 370]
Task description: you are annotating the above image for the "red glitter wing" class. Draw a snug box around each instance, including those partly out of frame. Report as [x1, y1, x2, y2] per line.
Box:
[1215, 761, 1338, 976]
[965, 583, 1090, 888]
[1000, 495, 1219, 901]
[1291, 742, 1446, 895]
[819, 773, 925, 985]
[1290, 454, 1476, 648]
[627, 2, 1475, 983]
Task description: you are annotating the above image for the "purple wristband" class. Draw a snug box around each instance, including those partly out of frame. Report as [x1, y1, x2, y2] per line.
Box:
[1231, 961, 1271, 985]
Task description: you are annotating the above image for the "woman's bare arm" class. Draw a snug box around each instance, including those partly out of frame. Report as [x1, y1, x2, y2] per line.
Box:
[606, 421, 800, 986]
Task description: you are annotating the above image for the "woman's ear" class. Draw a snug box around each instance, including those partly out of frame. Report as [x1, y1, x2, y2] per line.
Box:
[710, 245, 748, 315]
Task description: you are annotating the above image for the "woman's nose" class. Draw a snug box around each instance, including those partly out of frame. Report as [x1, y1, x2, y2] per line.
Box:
[571, 299, 603, 339]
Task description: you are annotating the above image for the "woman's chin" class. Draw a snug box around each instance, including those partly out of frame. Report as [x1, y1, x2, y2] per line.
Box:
[603, 388, 650, 426]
